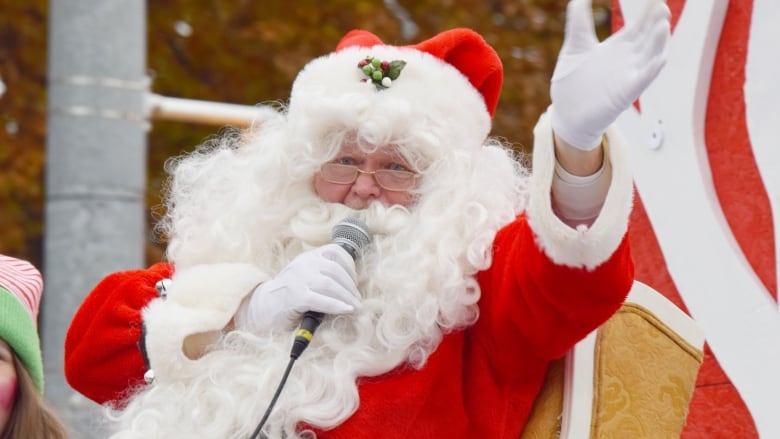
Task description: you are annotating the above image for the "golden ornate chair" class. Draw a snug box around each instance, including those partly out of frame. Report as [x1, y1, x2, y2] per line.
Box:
[520, 281, 705, 438]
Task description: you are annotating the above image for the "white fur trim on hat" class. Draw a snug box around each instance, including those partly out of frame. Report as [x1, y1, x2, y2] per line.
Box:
[527, 109, 633, 270]
[286, 45, 492, 155]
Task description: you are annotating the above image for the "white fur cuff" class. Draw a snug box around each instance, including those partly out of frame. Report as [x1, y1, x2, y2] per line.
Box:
[142, 263, 268, 380]
[527, 110, 633, 270]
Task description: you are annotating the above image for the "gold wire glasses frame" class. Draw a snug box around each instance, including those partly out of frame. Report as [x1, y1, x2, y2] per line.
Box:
[319, 163, 418, 192]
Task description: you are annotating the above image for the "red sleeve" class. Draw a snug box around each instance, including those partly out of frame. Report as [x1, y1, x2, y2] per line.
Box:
[476, 214, 634, 369]
[64, 262, 174, 406]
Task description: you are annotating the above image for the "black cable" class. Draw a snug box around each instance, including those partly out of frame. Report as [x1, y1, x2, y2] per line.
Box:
[248, 356, 296, 439]
[249, 314, 322, 438]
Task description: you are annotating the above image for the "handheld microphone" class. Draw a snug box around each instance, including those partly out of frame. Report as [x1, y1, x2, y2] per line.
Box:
[289, 217, 372, 359]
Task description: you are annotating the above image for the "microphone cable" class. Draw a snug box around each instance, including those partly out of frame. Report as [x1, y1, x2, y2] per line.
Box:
[248, 313, 323, 439]
[248, 356, 295, 439]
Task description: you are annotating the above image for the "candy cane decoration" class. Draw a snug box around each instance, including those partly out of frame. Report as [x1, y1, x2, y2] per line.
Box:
[617, 0, 779, 437]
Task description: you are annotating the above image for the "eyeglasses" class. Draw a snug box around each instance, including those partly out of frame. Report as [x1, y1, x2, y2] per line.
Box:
[319, 163, 418, 191]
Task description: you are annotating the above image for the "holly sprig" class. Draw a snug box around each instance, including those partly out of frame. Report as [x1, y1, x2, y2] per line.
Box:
[358, 56, 407, 89]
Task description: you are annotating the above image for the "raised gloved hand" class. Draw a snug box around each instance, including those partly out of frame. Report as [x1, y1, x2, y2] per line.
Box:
[235, 244, 361, 333]
[550, 0, 671, 150]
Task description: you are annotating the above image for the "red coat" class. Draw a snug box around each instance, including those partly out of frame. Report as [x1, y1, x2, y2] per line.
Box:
[64, 214, 633, 438]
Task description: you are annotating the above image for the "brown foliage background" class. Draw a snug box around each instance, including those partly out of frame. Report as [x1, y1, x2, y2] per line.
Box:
[0, 0, 610, 268]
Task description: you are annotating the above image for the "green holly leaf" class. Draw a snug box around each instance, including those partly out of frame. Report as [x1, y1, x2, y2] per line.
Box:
[386, 60, 406, 80]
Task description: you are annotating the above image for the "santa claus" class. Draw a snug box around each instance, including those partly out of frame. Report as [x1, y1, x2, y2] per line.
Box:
[64, 0, 671, 437]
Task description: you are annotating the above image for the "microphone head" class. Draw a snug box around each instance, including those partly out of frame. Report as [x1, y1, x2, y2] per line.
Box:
[331, 217, 372, 260]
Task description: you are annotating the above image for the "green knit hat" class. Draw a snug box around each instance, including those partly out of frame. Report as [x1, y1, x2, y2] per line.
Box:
[0, 255, 44, 394]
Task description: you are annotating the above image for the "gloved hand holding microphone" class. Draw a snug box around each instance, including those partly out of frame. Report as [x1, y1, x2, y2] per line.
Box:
[235, 243, 362, 333]
[236, 218, 371, 336]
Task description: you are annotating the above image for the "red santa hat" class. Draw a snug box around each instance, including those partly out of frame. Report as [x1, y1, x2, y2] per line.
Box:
[287, 28, 504, 151]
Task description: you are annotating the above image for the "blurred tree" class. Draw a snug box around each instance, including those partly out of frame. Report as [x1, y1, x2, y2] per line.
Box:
[0, 0, 48, 265]
[0, 0, 611, 267]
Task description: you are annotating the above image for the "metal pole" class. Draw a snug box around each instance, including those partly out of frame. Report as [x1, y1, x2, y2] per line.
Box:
[146, 93, 277, 127]
[45, 1, 147, 436]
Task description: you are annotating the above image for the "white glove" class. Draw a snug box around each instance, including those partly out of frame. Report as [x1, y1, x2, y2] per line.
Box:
[550, 0, 671, 150]
[235, 244, 361, 332]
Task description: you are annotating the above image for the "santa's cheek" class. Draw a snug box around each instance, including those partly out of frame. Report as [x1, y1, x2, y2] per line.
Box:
[0, 378, 17, 412]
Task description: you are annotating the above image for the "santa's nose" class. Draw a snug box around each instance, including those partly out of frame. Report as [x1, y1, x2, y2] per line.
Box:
[351, 171, 382, 199]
